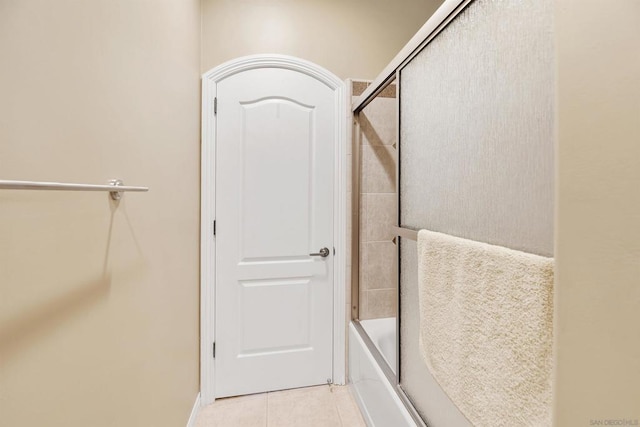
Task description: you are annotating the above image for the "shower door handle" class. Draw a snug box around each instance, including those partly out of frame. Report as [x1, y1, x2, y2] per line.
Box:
[310, 247, 330, 258]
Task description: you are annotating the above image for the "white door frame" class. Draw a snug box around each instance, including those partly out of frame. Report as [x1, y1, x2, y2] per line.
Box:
[200, 54, 347, 405]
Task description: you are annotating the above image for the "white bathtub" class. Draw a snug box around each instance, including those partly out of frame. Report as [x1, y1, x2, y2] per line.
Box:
[360, 317, 397, 373]
[349, 321, 417, 427]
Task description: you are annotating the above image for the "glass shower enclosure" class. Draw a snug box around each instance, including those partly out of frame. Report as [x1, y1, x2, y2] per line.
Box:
[350, 0, 555, 425]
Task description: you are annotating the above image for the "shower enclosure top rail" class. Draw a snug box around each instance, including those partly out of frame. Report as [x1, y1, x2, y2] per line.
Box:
[352, 0, 470, 113]
[0, 179, 149, 200]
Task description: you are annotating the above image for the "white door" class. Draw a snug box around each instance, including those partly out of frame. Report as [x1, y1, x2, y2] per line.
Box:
[215, 67, 335, 398]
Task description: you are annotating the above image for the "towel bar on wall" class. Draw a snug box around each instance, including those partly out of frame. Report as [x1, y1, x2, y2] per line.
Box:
[0, 179, 149, 200]
[391, 226, 418, 241]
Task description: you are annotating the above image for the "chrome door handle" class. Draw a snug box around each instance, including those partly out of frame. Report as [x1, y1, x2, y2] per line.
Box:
[310, 247, 330, 258]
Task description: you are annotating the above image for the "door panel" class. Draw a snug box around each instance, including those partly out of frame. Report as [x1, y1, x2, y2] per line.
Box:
[239, 98, 313, 261]
[215, 68, 335, 398]
[238, 278, 312, 355]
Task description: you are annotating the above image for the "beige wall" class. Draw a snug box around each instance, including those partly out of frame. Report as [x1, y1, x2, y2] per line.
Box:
[554, 0, 640, 424]
[201, 0, 444, 79]
[0, 1, 201, 426]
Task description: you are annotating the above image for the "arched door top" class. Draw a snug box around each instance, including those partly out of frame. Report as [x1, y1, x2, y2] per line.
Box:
[202, 54, 343, 91]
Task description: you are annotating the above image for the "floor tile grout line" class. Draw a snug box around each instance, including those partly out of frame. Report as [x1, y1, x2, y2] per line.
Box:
[265, 391, 270, 427]
[332, 386, 346, 427]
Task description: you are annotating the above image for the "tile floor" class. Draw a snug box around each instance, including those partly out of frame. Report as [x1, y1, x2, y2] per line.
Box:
[196, 385, 367, 427]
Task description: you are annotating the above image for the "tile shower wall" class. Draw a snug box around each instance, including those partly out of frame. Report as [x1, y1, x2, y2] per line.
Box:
[353, 81, 398, 320]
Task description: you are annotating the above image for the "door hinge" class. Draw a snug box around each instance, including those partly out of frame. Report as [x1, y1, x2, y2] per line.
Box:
[213, 220, 216, 237]
[214, 97, 217, 115]
[212, 342, 216, 358]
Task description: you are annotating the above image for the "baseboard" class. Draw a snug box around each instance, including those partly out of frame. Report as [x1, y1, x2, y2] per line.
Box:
[186, 392, 201, 427]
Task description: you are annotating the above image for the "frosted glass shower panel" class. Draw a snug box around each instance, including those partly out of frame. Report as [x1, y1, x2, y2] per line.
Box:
[398, 0, 554, 424]
[399, 0, 555, 256]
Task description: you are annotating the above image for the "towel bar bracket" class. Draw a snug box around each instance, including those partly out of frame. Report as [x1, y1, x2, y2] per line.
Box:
[109, 179, 124, 201]
[391, 226, 418, 241]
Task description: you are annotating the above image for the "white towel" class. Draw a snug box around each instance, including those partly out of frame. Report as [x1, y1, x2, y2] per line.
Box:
[417, 229, 554, 427]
